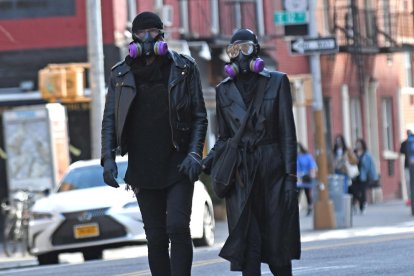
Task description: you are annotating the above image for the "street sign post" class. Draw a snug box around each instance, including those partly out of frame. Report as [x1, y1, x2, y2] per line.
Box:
[408, 133, 414, 215]
[274, 11, 308, 25]
[290, 37, 338, 55]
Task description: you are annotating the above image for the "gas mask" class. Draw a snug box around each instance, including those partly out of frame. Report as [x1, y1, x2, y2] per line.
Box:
[224, 41, 264, 78]
[128, 28, 168, 58]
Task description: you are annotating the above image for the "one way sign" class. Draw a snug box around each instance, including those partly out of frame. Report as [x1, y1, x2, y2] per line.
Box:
[290, 37, 338, 55]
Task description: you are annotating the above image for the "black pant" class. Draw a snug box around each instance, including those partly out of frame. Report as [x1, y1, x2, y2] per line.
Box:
[242, 211, 292, 276]
[352, 180, 367, 211]
[299, 188, 312, 208]
[136, 178, 194, 276]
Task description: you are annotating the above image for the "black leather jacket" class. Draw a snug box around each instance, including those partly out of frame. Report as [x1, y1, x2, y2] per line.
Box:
[101, 50, 208, 164]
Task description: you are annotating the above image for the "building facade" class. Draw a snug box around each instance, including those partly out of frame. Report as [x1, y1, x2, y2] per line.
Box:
[0, 0, 413, 201]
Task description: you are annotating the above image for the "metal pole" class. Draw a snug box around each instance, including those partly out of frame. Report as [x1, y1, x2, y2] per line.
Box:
[409, 134, 414, 215]
[256, 0, 265, 37]
[86, 0, 106, 159]
[410, 164, 414, 215]
[309, 0, 336, 229]
[127, 0, 137, 22]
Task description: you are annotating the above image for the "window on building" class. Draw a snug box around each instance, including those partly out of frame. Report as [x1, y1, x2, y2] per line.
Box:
[0, 0, 75, 19]
[350, 97, 363, 145]
[381, 97, 394, 151]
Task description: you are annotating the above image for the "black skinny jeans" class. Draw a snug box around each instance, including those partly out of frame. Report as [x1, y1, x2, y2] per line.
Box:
[135, 178, 194, 276]
[352, 180, 367, 211]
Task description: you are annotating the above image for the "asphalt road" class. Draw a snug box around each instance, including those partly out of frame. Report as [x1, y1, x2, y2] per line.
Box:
[2, 222, 414, 275]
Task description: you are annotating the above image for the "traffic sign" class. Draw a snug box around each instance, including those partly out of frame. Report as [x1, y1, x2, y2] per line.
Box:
[290, 37, 338, 55]
[274, 11, 308, 25]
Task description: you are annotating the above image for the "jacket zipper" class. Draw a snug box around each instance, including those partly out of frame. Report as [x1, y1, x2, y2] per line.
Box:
[168, 70, 186, 150]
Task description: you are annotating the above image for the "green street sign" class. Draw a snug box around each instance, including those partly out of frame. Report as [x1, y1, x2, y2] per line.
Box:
[274, 11, 308, 25]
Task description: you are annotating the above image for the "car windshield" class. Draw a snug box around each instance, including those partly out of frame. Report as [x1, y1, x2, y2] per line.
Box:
[57, 161, 128, 193]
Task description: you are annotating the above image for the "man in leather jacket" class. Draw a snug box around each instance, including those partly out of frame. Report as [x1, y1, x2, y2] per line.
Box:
[202, 29, 300, 276]
[101, 12, 207, 276]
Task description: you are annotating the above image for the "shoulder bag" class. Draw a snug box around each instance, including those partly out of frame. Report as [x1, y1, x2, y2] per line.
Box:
[211, 77, 267, 198]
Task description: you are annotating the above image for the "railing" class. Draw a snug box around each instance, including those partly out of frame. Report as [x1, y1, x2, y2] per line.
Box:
[333, 6, 414, 52]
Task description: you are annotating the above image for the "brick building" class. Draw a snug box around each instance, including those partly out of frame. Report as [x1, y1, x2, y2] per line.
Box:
[0, 0, 414, 201]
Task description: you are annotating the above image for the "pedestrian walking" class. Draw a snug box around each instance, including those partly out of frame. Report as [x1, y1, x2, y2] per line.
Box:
[352, 138, 379, 214]
[202, 28, 300, 276]
[297, 142, 318, 216]
[332, 134, 358, 193]
[400, 130, 413, 207]
[101, 12, 207, 276]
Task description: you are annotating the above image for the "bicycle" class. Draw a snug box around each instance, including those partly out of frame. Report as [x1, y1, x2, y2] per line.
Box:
[1, 189, 36, 257]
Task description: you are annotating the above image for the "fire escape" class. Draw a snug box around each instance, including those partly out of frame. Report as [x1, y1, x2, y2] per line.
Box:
[332, 0, 414, 94]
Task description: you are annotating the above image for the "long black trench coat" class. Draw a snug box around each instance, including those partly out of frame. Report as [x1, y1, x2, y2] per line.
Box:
[208, 69, 301, 270]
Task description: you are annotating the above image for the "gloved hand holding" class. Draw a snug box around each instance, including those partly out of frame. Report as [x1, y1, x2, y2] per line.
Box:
[201, 154, 214, 175]
[103, 159, 119, 188]
[178, 152, 202, 183]
[284, 175, 299, 211]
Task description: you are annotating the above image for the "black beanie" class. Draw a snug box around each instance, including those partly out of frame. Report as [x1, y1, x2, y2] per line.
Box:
[230, 28, 258, 44]
[132, 12, 163, 33]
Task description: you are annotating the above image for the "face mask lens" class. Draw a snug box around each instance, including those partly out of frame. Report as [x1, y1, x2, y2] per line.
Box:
[149, 29, 161, 38]
[239, 42, 254, 56]
[226, 42, 254, 59]
[134, 28, 161, 40]
[226, 44, 239, 59]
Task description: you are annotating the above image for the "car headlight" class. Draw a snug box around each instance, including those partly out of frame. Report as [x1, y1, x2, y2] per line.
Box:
[123, 201, 138, 209]
[31, 212, 53, 220]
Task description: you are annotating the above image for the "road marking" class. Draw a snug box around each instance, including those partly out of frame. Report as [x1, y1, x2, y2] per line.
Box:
[302, 233, 414, 251]
[291, 265, 357, 275]
[116, 259, 227, 276]
[301, 223, 414, 242]
[116, 233, 414, 276]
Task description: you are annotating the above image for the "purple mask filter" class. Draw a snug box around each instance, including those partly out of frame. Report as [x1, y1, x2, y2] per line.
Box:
[249, 58, 264, 73]
[154, 41, 168, 56]
[224, 63, 239, 78]
[128, 42, 142, 58]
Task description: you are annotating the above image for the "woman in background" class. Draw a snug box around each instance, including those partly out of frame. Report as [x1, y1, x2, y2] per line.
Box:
[332, 134, 358, 193]
[353, 138, 379, 214]
[297, 142, 317, 216]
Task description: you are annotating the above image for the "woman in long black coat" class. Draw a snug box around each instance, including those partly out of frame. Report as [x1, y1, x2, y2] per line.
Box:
[203, 29, 300, 276]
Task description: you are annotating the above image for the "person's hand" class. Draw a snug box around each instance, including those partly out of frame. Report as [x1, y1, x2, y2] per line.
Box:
[103, 159, 119, 188]
[178, 152, 202, 183]
[201, 155, 214, 175]
[284, 175, 298, 211]
[285, 189, 299, 211]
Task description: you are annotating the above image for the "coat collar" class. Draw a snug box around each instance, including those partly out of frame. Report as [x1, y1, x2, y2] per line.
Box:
[221, 69, 271, 110]
[111, 50, 188, 88]
[221, 68, 271, 84]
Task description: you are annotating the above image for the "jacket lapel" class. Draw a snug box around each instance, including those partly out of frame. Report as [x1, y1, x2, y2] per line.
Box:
[224, 81, 247, 111]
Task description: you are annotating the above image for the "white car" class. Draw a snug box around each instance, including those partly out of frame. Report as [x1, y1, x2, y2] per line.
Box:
[28, 157, 215, 265]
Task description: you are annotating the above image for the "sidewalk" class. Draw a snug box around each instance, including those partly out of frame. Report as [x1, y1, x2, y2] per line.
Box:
[299, 199, 414, 241]
[0, 200, 412, 271]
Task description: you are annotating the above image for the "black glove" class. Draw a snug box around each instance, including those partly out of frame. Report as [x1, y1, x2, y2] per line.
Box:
[201, 154, 214, 175]
[103, 159, 119, 188]
[178, 152, 202, 183]
[284, 175, 299, 211]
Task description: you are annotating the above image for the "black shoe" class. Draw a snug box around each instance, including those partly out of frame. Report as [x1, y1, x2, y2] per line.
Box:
[306, 207, 312, 216]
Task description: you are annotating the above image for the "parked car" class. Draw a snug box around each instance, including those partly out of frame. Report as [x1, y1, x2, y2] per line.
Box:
[28, 157, 215, 265]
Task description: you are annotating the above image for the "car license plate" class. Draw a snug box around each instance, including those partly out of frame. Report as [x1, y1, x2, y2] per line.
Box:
[73, 223, 100, 239]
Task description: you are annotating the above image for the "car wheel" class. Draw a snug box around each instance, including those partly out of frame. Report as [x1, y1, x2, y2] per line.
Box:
[37, 252, 59, 265]
[193, 204, 215, 247]
[83, 249, 103, 261]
